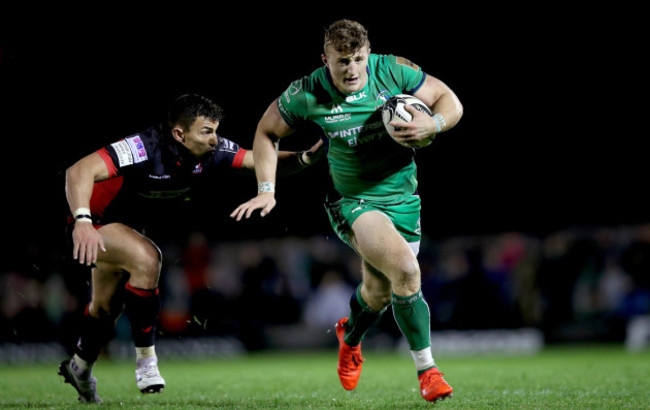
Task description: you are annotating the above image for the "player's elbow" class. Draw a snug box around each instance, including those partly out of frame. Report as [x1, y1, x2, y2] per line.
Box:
[456, 101, 464, 122]
[65, 161, 83, 186]
[448, 98, 464, 129]
[70, 152, 111, 183]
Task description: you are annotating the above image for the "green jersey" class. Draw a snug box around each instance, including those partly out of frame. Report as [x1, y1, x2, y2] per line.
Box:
[277, 54, 426, 203]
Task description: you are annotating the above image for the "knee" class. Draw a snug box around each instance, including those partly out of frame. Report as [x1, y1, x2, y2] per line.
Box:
[128, 242, 162, 288]
[392, 257, 421, 295]
[361, 282, 392, 311]
[135, 243, 161, 277]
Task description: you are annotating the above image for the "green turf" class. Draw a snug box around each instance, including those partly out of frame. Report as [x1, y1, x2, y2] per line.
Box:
[1, 344, 648, 408]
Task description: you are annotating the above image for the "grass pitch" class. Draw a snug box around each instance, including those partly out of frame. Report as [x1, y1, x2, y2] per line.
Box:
[1, 344, 649, 408]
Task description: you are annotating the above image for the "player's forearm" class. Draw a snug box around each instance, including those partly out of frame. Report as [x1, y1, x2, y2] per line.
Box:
[252, 130, 280, 185]
[431, 91, 463, 133]
[65, 162, 95, 214]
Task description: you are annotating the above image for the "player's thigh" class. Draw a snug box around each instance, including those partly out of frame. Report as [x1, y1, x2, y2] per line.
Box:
[351, 211, 418, 274]
[351, 211, 421, 296]
[96, 223, 161, 278]
[88, 223, 155, 314]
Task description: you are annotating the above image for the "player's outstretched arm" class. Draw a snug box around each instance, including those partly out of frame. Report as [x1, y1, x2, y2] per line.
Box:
[239, 138, 325, 176]
[277, 137, 325, 175]
[230, 99, 294, 221]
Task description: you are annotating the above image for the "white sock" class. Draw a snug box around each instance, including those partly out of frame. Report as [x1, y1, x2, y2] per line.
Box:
[71, 354, 93, 377]
[136, 346, 157, 360]
[136, 346, 157, 367]
[411, 347, 435, 372]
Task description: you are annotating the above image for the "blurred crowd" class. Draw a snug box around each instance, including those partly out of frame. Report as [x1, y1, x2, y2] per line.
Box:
[2, 224, 650, 352]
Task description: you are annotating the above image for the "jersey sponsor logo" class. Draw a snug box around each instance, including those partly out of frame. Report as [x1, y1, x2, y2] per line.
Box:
[328, 125, 362, 139]
[111, 140, 134, 167]
[327, 121, 385, 146]
[110, 136, 148, 168]
[345, 91, 366, 103]
[138, 187, 191, 199]
[148, 174, 171, 180]
[325, 113, 352, 124]
[126, 135, 148, 164]
[325, 104, 352, 123]
[396, 56, 420, 71]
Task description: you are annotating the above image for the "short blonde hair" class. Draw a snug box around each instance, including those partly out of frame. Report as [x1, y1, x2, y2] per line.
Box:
[323, 19, 370, 54]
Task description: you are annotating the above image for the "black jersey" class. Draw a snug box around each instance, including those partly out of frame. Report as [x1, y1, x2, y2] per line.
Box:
[86, 125, 246, 229]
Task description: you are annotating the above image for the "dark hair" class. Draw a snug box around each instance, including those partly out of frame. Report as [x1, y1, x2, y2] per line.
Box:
[168, 94, 224, 131]
[323, 19, 370, 54]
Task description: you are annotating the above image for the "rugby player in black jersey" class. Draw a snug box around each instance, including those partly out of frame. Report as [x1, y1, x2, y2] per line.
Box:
[58, 94, 323, 403]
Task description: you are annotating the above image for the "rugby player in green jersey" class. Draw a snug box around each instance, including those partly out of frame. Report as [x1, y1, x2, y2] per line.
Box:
[231, 19, 463, 403]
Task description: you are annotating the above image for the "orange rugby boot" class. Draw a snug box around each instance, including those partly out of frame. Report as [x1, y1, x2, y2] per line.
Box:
[418, 367, 453, 402]
[335, 317, 365, 390]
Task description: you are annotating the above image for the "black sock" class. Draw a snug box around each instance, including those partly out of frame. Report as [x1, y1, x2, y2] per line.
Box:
[74, 304, 116, 363]
[123, 283, 160, 347]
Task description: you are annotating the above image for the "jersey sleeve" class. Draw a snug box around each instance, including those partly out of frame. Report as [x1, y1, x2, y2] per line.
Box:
[100, 134, 150, 178]
[390, 55, 427, 94]
[209, 136, 247, 168]
[277, 76, 310, 127]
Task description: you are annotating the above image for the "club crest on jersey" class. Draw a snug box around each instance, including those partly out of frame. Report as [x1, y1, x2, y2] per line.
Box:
[374, 90, 392, 109]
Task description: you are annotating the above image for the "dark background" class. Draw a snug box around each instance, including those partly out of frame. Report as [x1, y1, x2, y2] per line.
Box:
[0, 6, 646, 256]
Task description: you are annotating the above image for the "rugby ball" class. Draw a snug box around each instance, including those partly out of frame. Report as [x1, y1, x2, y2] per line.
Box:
[382, 94, 434, 148]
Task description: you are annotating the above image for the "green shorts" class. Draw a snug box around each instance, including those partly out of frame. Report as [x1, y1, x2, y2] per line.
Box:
[324, 193, 422, 251]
